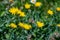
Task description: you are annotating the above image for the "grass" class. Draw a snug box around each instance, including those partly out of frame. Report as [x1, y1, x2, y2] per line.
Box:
[0, 0, 60, 40]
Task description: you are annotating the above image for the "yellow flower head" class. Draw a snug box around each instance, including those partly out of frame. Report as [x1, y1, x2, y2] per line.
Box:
[19, 12, 26, 17]
[57, 24, 60, 27]
[17, 10, 22, 14]
[9, 23, 17, 28]
[56, 7, 60, 11]
[25, 3, 31, 9]
[9, 7, 18, 15]
[18, 22, 32, 30]
[35, 2, 42, 7]
[37, 21, 44, 28]
[18, 22, 24, 27]
[24, 24, 32, 30]
[47, 10, 54, 15]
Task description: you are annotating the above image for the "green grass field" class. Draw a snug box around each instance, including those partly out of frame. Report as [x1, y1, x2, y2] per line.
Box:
[0, 0, 60, 40]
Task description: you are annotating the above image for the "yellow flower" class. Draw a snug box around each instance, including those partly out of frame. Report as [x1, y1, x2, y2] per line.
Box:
[47, 10, 54, 15]
[17, 10, 22, 14]
[19, 12, 26, 17]
[57, 24, 60, 27]
[24, 24, 32, 30]
[18, 22, 32, 30]
[37, 21, 44, 28]
[56, 7, 60, 11]
[18, 22, 24, 27]
[9, 7, 18, 15]
[9, 23, 17, 28]
[25, 3, 31, 9]
[35, 2, 42, 7]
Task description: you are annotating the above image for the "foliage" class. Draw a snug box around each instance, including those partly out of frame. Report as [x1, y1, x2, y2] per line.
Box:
[0, 0, 60, 40]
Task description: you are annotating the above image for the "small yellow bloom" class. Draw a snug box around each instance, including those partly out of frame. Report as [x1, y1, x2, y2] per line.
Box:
[9, 23, 17, 28]
[24, 24, 32, 30]
[17, 10, 22, 14]
[18, 22, 32, 30]
[37, 21, 44, 28]
[35, 2, 42, 7]
[56, 7, 60, 11]
[25, 3, 31, 9]
[19, 12, 26, 17]
[18, 22, 24, 27]
[47, 10, 54, 15]
[57, 24, 60, 27]
[9, 7, 18, 15]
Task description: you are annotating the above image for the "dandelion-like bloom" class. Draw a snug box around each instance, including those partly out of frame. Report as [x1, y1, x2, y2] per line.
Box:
[56, 7, 60, 11]
[18, 22, 24, 27]
[23, 24, 32, 30]
[9, 7, 18, 15]
[19, 12, 26, 17]
[17, 10, 22, 14]
[35, 2, 42, 7]
[57, 24, 60, 27]
[25, 3, 31, 9]
[9, 23, 17, 28]
[18, 22, 32, 30]
[37, 21, 44, 28]
[47, 10, 54, 15]
[9, 7, 26, 17]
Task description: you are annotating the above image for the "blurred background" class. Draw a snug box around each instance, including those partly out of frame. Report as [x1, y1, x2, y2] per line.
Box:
[0, 0, 60, 40]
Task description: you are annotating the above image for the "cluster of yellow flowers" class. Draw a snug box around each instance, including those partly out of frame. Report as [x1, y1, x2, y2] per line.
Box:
[18, 22, 32, 30]
[25, 2, 42, 9]
[47, 7, 60, 27]
[9, 22, 32, 30]
[47, 7, 60, 15]
[9, 1, 60, 30]
[9, 21, 45, 30]
[9, 7, 26, 17]
[9, 2, 42, 17]
[9, 2, 60, 16]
